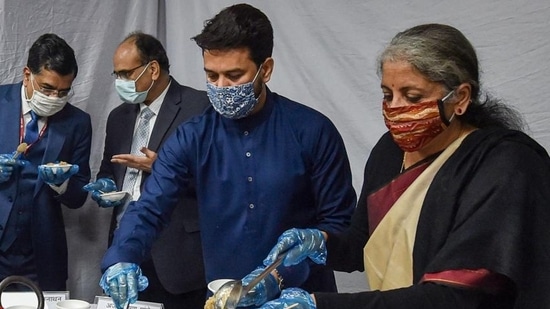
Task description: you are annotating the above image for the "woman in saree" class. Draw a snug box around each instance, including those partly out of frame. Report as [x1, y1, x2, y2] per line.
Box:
[247, 23, 550, 308]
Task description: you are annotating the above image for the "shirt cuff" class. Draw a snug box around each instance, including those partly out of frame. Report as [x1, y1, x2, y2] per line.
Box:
[49, 179, 69, 194]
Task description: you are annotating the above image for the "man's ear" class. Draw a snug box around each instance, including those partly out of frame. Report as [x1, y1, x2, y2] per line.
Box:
[260, 57, 274, 83]
[150, 60, 161, 81]
[23, 67, 32, 87]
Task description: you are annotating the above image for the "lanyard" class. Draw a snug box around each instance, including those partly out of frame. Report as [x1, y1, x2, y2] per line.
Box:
[19, 112, 48, 154]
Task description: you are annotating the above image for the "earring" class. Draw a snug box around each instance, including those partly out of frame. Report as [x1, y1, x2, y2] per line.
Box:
[457, 108, 463, 115]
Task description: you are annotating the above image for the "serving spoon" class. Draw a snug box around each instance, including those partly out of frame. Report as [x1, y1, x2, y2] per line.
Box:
[214, 251, 288, 309]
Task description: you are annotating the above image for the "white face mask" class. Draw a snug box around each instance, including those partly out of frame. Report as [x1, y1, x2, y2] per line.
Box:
[27, 74, 70, 117]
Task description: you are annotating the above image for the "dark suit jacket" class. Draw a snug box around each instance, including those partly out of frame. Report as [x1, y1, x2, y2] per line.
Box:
[0, 82, 92, 290]
[97, 78, 208, 294]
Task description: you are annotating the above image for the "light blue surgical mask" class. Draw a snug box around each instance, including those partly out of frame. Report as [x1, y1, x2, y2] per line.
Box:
[206, 64, 263, 119]
[115, 63, 154, 104]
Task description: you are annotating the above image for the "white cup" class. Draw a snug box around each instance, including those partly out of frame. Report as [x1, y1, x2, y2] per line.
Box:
[56, 299, 90, 309]
[207, 279, 233, 293]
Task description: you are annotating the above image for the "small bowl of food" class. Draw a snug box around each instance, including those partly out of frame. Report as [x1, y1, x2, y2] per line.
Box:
[39, 162, 72, 174]
[56, 299, 91, 309]
[205, 279, 235, 309]
[207, 279, 234, 294]
[100, 191, 129, 202]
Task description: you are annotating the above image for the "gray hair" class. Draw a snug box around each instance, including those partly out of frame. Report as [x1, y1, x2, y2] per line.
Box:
[378, 23, 525, 130]
[378, 23, 480, 99]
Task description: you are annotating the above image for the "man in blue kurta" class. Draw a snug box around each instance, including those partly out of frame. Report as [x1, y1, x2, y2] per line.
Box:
[99, 4, 356, 308]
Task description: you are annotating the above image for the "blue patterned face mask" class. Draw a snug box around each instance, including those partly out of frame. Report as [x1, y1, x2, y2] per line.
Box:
[206, 65, 263, 119]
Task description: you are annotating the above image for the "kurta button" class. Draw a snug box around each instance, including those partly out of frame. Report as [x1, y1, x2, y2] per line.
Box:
[246, 152, 251, 157]
[0, 225, 3, 230]
[244, 131, 249, 136]
[249, 203, 255, 209]
[8, 197, 13, 202]
[247, 176, 253, 182]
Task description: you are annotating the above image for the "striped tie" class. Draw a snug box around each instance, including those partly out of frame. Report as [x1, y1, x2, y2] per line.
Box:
[117, 107, 155, 223]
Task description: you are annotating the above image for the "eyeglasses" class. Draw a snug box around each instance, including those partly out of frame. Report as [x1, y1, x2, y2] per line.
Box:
[112, 63, 146, 80]
[31, 75, 73, 98]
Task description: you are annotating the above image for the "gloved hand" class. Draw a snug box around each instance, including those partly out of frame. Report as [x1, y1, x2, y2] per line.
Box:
[38, 162, 79, 185]
[99, 262, 149, 309]
[264, 228, 326, 267]
[83, 178, 123, 208]
[259, 288, 316, 309]
[0, 152, 29, 183]
[237, 266, 281, 307]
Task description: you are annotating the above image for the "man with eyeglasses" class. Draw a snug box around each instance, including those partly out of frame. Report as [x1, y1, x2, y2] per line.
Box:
[83, 31, 209, 309]
[0, 33, 92, 290]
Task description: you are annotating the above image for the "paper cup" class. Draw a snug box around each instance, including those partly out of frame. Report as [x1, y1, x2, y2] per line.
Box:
[56, 299, 90, 309]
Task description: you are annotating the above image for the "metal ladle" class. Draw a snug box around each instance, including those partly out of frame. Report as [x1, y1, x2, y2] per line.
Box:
[214, 252, 288, 309]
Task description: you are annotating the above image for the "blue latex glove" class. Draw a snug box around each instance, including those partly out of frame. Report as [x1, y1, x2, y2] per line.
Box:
[83, 178, 123, 208]
[38, 162, 79, 185]
[237, 266, 281, 307]
[264, 228, 326, 267]
[259, 288, 316, 309]
[99, 262, 149, 309]
[0, 152, 29, 183]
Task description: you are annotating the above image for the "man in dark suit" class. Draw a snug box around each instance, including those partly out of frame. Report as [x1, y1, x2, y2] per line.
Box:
[84, 32, 208, 309]
[0, 33, 92, 290]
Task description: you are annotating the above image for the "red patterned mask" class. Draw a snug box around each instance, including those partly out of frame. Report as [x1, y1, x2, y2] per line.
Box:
[383, 92, 454, 151]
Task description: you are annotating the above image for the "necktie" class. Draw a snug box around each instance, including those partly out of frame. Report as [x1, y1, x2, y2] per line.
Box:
[24, 111, 39, 144]
[117, 107, 155, 223]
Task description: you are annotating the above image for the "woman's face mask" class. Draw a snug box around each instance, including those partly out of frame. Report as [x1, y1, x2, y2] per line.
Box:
[27, 74, 70, 117]
[114, 62, 154, 104]
[383, 91, 455, 152]
[206, 64, 263, 119]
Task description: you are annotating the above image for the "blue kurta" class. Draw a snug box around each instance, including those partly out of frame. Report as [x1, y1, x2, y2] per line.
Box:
[102, 88, 356, 288]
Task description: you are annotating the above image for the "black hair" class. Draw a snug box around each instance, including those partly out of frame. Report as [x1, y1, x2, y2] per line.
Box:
[191, 3, 273, 67]
[123, 31, 170, 73]
[27, 33, 78, 78]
